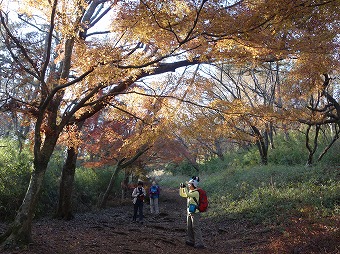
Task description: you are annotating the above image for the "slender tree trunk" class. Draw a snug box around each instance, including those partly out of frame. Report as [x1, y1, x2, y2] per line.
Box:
[99, 163, 123, 209]
[305, 125, 320, 166]
[251, 126, 268, 165]
[99, 145, 150, 208]
[189, 159, 201, 173]
[121, 173, 130, 200]
[317, 125, 339, 162]
[268, 122, 275, 149]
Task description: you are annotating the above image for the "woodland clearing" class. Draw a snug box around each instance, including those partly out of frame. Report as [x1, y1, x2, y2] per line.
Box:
[1, 187, 339, 254]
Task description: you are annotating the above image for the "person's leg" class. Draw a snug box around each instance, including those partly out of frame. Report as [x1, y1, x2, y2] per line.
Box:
[186, 213, 195, 245]
[150, 198, 154, 213]
[138, 202, 144, 222]
[192, 213, 204, 248]
[133, 204, 138, 221]
[154, 198, 159, 214]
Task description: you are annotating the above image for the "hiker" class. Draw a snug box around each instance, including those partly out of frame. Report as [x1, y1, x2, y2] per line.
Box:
[149, 181, 160, 215]
[179, 176, 205, 249]
[132, 181, 146, 224]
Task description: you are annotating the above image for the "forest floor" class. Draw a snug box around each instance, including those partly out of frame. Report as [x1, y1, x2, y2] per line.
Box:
[1, 187, 339, 254]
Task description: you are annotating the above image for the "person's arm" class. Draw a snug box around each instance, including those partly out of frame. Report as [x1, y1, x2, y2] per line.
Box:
[185, 190, 197, 198]
[179, 187, 188, 197]
[132, 188, 138, 198]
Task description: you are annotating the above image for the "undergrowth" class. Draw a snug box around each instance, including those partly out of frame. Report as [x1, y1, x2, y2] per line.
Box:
[160, 133, 340, 225]
[160, 164, 340, 225]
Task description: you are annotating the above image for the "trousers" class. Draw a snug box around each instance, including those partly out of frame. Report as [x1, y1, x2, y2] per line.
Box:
[187, 212, 204, 247]
[150, 197, 159, 214]
[133, 201, 144, 222]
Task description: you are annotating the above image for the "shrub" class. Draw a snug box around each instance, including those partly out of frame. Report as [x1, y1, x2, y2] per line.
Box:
[268, 133, 306, 165]
[269, 132, 340, 166]
[208, 165, 340, 224]
[164, 161, 198, 176]
[0, 138, 32, 221]
[73, 166, 122, 211]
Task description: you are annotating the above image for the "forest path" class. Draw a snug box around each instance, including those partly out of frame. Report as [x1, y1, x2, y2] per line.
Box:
[2, 186, 336, 253]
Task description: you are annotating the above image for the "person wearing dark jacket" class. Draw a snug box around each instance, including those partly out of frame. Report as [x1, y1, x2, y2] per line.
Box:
[132, 181, 146, 224]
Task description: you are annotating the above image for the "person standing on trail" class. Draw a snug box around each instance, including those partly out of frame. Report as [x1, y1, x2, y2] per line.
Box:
[149, 181, 160, 215]
[132, 181, 146, 224]
[179, 176, 205, 249]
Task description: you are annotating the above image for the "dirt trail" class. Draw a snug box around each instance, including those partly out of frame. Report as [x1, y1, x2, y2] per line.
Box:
[0, 187, 266, 254]
[1, 187, 339, 253]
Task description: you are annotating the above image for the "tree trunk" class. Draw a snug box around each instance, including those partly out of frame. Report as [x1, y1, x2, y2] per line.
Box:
[121, 172, 130, 200]
[251, 126, 268, 165]
[268, 122, 275, 149]
[56, 121, 84, 220]
[317, 125, 339, 162]
[55, 146, 78, 220]
[305, 125, 320, 166]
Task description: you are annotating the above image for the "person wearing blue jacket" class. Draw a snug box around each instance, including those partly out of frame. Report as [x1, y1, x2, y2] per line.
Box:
[149, 181, 160, 215]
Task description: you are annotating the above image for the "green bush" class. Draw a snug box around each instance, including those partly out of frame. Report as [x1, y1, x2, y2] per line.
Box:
[0, 141, 71, 220]
[73, 166, 122, 210]
[164, 161, 198, 176]
[36, 150, 64, 218]
[0, 138, 32, 221]
[158, 172, 183, 188]
[202, 157, 230, 174]
[269, 131, 340, 166]
[222, 148, 260, 167]
[208, 165, 340, 224]
[317, 139, 340, 165]
[0, 141, 125, 219]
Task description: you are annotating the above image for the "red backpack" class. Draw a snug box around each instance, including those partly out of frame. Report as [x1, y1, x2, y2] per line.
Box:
[193, 188, 208, 212]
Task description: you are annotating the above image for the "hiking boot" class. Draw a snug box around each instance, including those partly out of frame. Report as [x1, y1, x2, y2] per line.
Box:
[185, 241, 194, 247]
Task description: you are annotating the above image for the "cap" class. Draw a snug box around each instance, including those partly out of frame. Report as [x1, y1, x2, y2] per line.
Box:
[187, 179, 198, 188]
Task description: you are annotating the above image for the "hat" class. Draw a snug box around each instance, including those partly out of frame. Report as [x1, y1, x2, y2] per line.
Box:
[137, 181, 143, 186]
[187, 176, 200, 188]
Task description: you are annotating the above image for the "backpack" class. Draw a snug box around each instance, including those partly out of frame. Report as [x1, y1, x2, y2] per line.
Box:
[193, 188, 208, 212]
